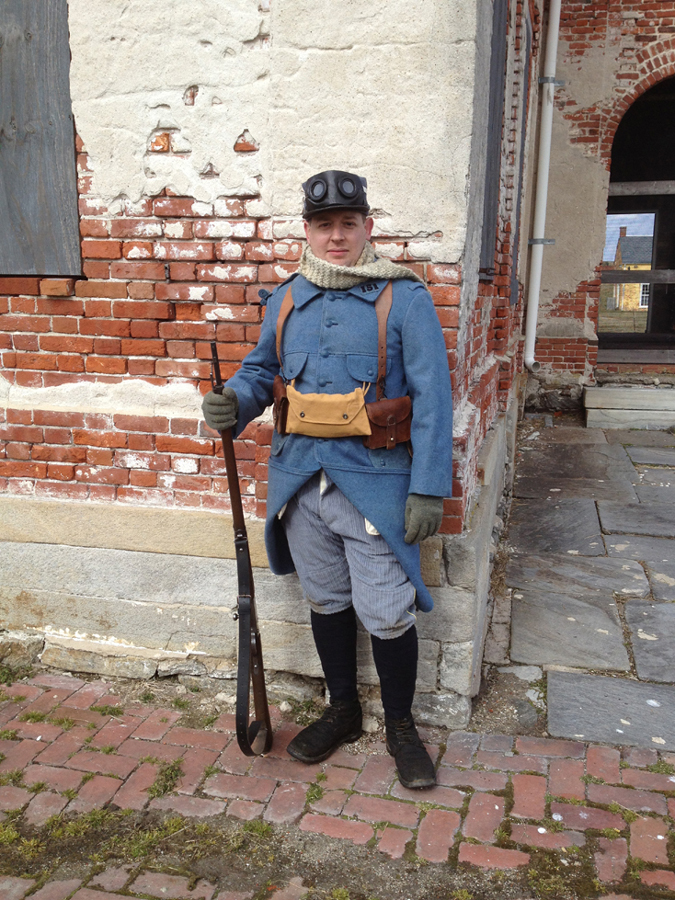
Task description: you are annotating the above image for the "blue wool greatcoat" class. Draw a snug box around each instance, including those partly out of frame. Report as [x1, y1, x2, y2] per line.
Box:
[225, 273, 453, 612]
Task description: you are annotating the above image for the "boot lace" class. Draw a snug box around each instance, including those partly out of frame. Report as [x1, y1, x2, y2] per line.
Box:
[388, 718, 423, 746]
[309, 702, 359, 735]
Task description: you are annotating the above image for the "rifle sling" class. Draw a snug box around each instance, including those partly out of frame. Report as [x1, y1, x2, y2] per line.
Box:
[220, 426, 273, 757]
[235, 595, 272, 756]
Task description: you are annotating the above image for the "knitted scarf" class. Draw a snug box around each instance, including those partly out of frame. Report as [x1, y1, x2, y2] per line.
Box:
[298, 242, 424, 289]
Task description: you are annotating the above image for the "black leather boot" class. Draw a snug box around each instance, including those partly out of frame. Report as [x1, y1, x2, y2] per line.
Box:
[287, 698, 362, 763]
[385, 715, 436, 789]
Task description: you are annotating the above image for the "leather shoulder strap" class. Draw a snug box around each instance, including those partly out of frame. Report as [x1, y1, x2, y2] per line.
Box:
[275, 286, 295, 371]
[374, 281, 393, 401]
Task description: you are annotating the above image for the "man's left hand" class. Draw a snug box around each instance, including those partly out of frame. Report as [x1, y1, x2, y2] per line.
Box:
[404, 494, 444, 544]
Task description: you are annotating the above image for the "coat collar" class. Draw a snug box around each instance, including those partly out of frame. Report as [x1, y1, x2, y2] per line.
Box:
[289, 275, 389, 308]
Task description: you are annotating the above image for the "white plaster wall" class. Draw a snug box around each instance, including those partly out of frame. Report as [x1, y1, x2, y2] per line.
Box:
[537, 39, 619, 336]
[68, 0, 269, 204]
[68, 0, 480, 263]
[0, 376, 202, 419]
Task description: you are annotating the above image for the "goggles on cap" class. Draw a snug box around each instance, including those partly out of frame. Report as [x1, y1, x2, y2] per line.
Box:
[302, 170, 369, 218]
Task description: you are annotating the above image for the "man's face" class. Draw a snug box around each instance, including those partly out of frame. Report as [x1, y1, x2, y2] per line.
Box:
[304, 209, 374, 267]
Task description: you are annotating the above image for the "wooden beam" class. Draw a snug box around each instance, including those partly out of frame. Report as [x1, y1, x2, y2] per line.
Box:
[608, 181, 675, 196]
[600, 270, 675, 284]
[0, 0, 81, 276]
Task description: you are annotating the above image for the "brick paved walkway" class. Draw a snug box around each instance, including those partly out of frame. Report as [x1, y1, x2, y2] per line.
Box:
[1, 673, 675, 898]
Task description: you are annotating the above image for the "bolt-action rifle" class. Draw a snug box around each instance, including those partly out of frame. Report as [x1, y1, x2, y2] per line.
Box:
[210, 342, 273, 756]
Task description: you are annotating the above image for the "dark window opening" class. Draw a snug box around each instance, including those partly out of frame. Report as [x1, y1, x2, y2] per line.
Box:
[479, 0, 509, 278]
[509, 10, 532, 306]
[600, 77, 675, 353]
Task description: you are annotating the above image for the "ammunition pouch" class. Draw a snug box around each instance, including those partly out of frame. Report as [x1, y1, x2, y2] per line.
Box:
[363, 395, 412, 450]
[272, 374, 289, 435]
[273, 376, 372, 439]
[274, 281, 412, 451]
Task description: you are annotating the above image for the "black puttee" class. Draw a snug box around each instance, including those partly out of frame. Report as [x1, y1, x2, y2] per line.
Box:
[210, 342, 273, 756]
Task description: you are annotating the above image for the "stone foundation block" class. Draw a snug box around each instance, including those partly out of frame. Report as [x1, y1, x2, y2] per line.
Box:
[413, 691, 471, 729]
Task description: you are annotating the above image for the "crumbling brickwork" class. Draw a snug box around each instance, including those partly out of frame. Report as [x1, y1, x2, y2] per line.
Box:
[0, 0, 534, 541]
[0, 137, 473, 530]
[538, 0, 675, 382]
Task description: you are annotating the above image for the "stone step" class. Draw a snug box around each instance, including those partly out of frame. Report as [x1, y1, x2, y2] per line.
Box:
[585, 386, 675, 429]
[585, 386, 675, 410]
[586, 408, 675, 429]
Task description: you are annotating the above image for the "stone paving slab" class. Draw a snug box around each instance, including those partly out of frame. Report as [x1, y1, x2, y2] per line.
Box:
[508, 499, 604, 556]
[513, 476, 638, 501]
[604, 533, 675, 562]
[634, 483, 675, 502]
[536, 427, 608, 444]
[605, 429, 675, 447]
[627, 446, 675, 466]
[635, 466, 675, 486]
[511, 591, 630, 670]
[548, 671, 675, 749]
[625, 600, 675, 682]
[516, 443, 637, 483]
[598, 501, 675, 537]
[506, 553, 649, 599]
[644, 559, 675, 600]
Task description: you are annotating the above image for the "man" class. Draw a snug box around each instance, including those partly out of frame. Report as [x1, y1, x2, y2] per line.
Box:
[203, 170, 453, 788]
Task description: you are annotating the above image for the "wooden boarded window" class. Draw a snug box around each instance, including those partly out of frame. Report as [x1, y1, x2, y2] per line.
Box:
[0, 0, 81, 276]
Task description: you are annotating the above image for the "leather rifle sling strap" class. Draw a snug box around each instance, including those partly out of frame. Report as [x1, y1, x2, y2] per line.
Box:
[374, 281, 393, 401]
[275, 285, 295, 370]
[220, 430, 273, 756]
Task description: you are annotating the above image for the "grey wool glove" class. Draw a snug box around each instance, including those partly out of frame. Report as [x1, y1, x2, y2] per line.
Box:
[202, 388, 239, 432]
[404, 494, 444, 544]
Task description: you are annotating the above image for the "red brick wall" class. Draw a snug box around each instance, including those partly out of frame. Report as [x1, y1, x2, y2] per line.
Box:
[0, 2, 537, 536]
[1, 136, 477, 532]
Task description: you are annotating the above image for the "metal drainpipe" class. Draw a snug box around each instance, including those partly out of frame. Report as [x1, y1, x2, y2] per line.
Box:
[523, 0, 563, 373]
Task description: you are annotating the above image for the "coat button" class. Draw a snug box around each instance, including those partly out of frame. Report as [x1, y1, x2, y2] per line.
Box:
[367, 369, 374, 376]
[321, 349, 330, 358]
[318, 377, 327, 386]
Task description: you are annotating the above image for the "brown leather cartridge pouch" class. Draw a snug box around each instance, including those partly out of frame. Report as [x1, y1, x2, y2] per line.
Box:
[272, 374, 289, 435]
[363, 394, 412, 450]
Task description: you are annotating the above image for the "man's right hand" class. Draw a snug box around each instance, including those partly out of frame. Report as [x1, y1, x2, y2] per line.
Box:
[202, 388, 239, 432]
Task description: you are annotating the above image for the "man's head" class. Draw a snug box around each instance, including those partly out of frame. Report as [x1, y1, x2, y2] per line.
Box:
[304, 209, 374, 268]
[302, 169, 373, 267]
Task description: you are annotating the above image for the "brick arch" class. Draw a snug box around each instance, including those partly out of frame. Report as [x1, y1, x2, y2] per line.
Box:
[599, 41, 675, 165]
